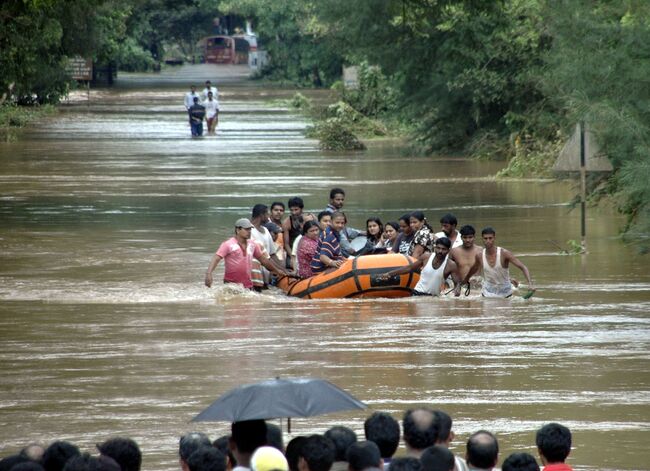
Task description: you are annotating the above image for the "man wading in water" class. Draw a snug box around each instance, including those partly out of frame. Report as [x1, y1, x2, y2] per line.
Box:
[449, 225, 483, 287]
[205, 218, 287, 289]
[461, 226, 535, 298]
[188, 97, 206, 137]
[378, 237, 462, 296]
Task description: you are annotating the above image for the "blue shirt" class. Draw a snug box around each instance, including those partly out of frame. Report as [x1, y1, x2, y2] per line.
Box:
[310, 227, 342, 273]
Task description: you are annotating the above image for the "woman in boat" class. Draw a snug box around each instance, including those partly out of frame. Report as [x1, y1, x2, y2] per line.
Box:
[408, 210, 435, 258]
[296, 220, 321, 279]
[392, 213, 415, 255]
[366, 217, 384, 249]
[382, 221, 399, 250]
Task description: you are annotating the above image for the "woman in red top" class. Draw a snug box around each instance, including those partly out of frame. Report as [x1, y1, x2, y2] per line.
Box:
[297, 220, 321, 278]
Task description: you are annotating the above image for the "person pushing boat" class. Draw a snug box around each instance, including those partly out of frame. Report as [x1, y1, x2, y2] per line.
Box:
[204, 218, 288, 289]
[378, 237, 462, 296]
[460, 227, 535, 298]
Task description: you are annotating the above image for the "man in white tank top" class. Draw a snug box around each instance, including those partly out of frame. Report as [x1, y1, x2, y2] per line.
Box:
[378, 236, 462, 296]
[480, 227, 535, 298]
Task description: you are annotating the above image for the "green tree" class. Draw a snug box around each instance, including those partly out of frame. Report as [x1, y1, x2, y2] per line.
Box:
[125, 0, 221, 64]
[540, 0, 650, 247]
[1, 0, 81, 103]
[0, 0, 137, 101]
[315, 0, 549, 150]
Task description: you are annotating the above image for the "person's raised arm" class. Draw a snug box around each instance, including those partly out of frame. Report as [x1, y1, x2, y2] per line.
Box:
[445, 260, 463, 297]
[282, 219, 292, 256]
[505, 251, 535, 291]
[411, 244, 425, 259]
[320, 253, 343, 269]
[204, 254, 223, 287]
[448, 247, 459, 263]
[379, 252, 426, 280]
[339, 230, 356, 256]
[270, 253, 286, 271]
[259, 254, 288, 277]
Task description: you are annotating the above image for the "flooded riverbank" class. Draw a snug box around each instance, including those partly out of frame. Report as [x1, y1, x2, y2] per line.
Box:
[0, 65, 648, 470]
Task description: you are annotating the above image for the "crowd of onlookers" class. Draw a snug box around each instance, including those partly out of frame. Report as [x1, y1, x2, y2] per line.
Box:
[0, 408, 574, 471]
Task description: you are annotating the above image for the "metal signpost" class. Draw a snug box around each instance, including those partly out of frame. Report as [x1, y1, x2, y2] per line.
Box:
[553, 122, 613, 251]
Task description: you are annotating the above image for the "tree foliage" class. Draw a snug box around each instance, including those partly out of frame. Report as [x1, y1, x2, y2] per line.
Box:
[2, 0, 648, 243]
[219, 0, 344, 85]
[539, 0, 650, 246]
[1, 0, 88, 103]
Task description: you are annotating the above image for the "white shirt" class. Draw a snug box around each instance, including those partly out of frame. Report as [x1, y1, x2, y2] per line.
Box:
[414, 254, 448, 295]
[435, 230, 462, 248]
[184, 91, 199, 110]
[251, 225, 276, 257]
[202, 86, 218, 100]
[291, 234, 303, 272]
[204, 98, 219, 117]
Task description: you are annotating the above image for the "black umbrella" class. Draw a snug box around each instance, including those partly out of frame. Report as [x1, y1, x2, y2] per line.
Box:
[192, 377, 366, 429]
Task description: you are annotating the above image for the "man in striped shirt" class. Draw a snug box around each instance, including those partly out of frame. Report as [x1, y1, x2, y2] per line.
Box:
[311, 211, 346, 274]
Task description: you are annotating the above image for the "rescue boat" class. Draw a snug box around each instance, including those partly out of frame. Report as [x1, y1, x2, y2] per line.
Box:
[277, 253, 420, 299]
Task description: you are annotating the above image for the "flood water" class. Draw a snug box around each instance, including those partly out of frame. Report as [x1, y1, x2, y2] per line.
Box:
[1, 65, 649, 470]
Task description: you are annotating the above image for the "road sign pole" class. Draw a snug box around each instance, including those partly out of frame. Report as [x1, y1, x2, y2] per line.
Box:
[579, 121, 587, 251]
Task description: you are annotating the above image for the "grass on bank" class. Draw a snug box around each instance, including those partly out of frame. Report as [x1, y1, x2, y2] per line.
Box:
[0, 104, 56, 141]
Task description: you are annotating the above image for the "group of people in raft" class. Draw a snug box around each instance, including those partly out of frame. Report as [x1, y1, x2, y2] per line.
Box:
[204, 187, 536, 298]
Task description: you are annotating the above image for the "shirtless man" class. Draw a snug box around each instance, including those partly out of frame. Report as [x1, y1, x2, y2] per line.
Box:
[449, 225, 482, 284]
[379, 237, 462, 296]
[464, 227, 535, 298]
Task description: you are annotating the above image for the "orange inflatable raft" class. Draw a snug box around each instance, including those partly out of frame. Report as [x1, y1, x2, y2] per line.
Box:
[277, 253, 420, 299]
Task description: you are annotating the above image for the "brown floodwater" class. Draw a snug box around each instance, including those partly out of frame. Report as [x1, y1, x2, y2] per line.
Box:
[0, 65, 648, 470]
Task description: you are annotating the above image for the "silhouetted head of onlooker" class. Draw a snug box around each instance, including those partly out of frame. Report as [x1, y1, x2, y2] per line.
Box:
[432, 411, 454, 447]
[465, 431, 498, 471]
[62, 453, 120, 471]
[285, 436, 307, 471]
[364, 412, 400, 460]
[0, 456, 30, 471]
[213, 435, 236, 470]
[403, 408, 438, 457]
[536, 423, 571, 465]
[502, 453, 540, 471]
[42, 441, 81, 471]
[230, 420, 268, 468]
[20, 444, 45, 463]
[420, 446, 454, 471]
[266, 423, 284, 453]
[346, 441, 382, 471]
[386, 458, 421, 471]
[324, 426, 357, 462]
[186, 447, 227, 471]
[180, 433, 212, 471]
[11, 462, 45, 471]
[298, 434, 336, 471]
[97, 437, 142, 471]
